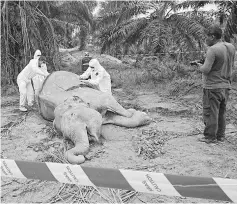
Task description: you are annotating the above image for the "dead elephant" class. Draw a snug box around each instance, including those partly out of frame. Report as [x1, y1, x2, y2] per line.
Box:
[38, 71, 151, 164]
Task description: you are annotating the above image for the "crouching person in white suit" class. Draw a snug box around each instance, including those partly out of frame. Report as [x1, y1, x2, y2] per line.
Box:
[78, 59, 112, 93]
[17, 52, 49, 112]
[32, 50, 49, 99]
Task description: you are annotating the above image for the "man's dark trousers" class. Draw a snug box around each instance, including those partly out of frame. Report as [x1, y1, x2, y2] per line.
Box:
[203, 88, 229, 140]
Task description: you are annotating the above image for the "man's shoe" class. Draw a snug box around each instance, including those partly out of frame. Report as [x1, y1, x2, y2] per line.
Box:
[28, 103, 34, 107]
[19, 106, 27, 112]
[198, 137, 217, 144]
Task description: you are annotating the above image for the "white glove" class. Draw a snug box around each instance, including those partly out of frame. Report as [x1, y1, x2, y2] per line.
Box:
[79, 76, 85, 80]
[41, 63, 47, 70]
[88, 79, 96, 85]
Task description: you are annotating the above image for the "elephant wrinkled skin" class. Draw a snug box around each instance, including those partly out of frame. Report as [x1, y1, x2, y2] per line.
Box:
[38, 71, 151, 164]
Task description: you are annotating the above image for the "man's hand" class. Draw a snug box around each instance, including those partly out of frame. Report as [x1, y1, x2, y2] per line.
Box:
[79, 79, 99, 90]
[88, 79, 96, 85]
[80, 79, 88, 83]
[190, 59, 204, 66]
[190, 61, 199, 66]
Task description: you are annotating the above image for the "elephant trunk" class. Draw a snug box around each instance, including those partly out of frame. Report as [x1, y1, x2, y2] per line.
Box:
[61, 114, 90, 164]
[65, 148, 86, 164]
[64, 129, 89, 164]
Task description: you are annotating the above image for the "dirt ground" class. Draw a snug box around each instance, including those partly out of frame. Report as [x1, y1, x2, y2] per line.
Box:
[1, 79, 237, 203]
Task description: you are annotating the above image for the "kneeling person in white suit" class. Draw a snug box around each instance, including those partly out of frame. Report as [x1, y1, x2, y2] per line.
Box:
[17, 54, 49, 112]
[79, 59, 111, 93]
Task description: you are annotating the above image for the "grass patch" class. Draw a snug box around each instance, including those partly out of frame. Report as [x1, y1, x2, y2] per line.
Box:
[133, 129, 187, 159]
[1, 84, 18, 96]
[167, 78, 202, 97]
[110, 58, 202, 96]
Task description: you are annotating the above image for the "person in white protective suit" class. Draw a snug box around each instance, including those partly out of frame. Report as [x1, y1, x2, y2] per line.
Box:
[79, 59, 112, 93]
[32, 51, 49, 98]
[17, 50, 49, 112]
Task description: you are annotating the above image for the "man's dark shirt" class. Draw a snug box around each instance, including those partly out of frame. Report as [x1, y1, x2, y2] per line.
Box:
[81, 56, 92, 72]
[200, 42, 235, 89]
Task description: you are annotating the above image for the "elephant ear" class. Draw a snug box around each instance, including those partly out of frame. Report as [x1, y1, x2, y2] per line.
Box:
[38, 94, 57, 121]
[40, 71, 81, 95]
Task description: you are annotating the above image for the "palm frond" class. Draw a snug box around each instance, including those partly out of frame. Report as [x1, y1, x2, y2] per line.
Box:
[172, 1, 211, 13]
[99, 20, 132, 53]
[124, 18, 149, 45]
[223, 1, 237, 42]
[58, 1, 94, 28]
[96, 11, 121, 29]
[116, 0, 148, 25]
[167, 13, 205, 43]
[149, 1, 177, 19]
[140, 19, 172, 52]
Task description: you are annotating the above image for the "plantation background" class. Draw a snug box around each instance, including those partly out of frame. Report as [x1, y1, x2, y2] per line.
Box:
[1, 1, 237, 203]
[1, 0, 237, 88]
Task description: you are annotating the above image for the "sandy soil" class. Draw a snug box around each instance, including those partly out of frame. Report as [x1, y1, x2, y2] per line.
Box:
[1, 84, 237, 203]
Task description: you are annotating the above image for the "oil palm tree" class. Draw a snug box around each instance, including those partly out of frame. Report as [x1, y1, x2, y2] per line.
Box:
[173, 0, 237, 42]
[53, 1, 94, 50]
[1, 1, 58, 85]
[217, 1, 237, 43]
[96, 0, 236, 56]
[1, 1, 94, 85]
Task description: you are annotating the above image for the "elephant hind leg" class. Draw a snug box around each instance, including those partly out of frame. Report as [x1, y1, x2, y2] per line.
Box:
[87, 117, 102, 143]
[87, 126, 102, 144]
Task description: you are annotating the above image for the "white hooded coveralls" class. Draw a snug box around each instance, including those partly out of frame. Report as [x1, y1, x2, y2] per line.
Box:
[32, 56, 49, 96]
[79, 59, 111, 93]
[17, 50, 48, 107]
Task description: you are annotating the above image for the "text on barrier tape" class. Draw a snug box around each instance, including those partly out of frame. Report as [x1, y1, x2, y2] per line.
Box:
[1, 159, 237, 202]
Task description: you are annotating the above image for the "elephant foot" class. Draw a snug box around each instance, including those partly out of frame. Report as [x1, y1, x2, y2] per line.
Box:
[103, 108, 151, 127]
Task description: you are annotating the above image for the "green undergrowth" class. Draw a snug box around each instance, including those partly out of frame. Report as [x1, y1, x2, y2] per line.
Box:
[110, 58, 203, 97]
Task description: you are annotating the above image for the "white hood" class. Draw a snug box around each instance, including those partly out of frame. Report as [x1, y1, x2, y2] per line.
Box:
[80, 58, 111, 93]
[34, 50, 41, 59]
[88, 59, 103, 70]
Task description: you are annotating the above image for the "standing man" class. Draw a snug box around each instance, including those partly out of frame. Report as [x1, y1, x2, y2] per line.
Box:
[17, 54, 49, 112]
[197, 25, 235, 144]
[81, 52, 92, 74]
[79, 58, 112, 93]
